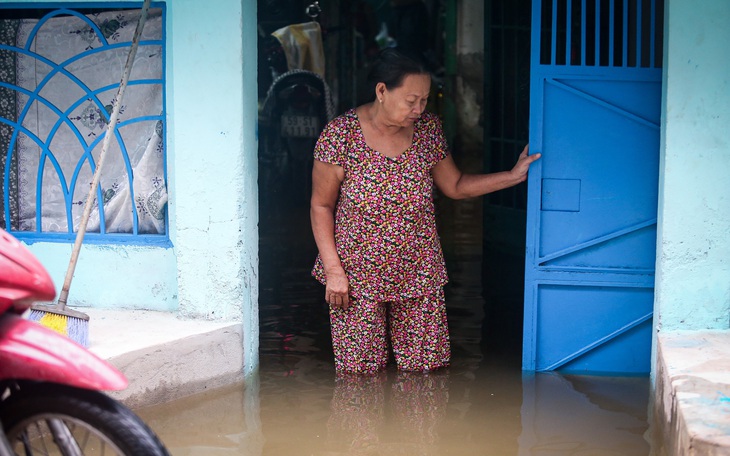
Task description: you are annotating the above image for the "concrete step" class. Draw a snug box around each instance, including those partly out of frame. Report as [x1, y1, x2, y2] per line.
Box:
[85, 309, 244, 409]
[654, 330, 730, 455]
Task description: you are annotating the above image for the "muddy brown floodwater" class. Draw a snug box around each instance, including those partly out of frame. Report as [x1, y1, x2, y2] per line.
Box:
[138, 192, 653, 455]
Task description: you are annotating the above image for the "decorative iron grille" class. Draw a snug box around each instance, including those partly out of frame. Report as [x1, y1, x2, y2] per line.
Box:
[0, 4, 166, 243]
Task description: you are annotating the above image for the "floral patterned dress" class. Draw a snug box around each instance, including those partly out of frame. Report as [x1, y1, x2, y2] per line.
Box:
[312, 109, 449, 299]
[312, 109, 451, 374]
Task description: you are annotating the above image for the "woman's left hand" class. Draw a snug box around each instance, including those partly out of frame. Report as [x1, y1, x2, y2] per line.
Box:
[510, 144, 541, 183]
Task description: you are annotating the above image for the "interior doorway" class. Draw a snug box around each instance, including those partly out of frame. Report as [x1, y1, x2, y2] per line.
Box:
[256, 0, 533, 367]
[480, 0, 532, 358]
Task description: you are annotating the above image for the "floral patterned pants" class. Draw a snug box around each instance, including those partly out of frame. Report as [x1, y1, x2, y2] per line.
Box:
[329, 288, 451, 374]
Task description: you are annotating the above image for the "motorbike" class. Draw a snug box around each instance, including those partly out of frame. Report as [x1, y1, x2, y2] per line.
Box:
[259, 68, 332, 207]
[0, 229, 169, 455]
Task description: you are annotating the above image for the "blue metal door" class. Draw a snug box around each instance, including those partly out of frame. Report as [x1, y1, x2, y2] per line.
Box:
[523, 0, 663, 373]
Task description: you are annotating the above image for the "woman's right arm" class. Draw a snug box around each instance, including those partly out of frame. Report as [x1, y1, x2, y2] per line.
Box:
[310, 159, 350, 309]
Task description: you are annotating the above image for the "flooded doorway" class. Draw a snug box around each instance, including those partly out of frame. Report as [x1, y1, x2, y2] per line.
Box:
[137, 189, 652, 454]
[255, 0, 534, 371]
[135, 1, 652, 454]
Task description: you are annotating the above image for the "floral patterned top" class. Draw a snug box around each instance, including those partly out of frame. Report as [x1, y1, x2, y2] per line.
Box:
[312, 109, 449, 300]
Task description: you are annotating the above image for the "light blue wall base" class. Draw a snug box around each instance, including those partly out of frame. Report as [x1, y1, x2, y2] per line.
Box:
[28, 242, 178, 311]
[655, 0, 730, 332]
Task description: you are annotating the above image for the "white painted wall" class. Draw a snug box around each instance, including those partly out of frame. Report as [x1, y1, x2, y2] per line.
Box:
[14, 0, 260, 372]
[655, 0, 730, 331]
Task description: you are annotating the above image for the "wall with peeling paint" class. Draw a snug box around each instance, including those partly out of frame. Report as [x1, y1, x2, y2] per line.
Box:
[654, 0, 730, 331]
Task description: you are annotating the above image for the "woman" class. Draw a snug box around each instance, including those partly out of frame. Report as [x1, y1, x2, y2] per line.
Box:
[310, 48, 540, 375]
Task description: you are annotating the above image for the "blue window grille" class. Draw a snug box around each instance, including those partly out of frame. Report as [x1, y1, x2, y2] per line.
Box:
[0, 3, 167, 244]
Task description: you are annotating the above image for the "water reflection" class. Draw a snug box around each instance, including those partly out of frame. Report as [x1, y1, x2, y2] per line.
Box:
[520, 373, 650, 455]
[138, 379, 263, 456]
[327, 373, 387, 454]
[326, 371, 450, 455]
[139, 357, 650, 455]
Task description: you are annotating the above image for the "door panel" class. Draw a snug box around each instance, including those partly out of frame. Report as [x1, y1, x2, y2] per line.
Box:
[539, 78, 660, 267]
[535, 285, 653, 371]
[523, 0, 663, 373]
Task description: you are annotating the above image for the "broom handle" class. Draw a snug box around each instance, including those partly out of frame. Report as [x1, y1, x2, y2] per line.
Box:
[57, 0, 152, 309]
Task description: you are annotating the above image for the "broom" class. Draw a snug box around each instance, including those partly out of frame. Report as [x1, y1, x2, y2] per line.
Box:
[28, 0, 152, 347]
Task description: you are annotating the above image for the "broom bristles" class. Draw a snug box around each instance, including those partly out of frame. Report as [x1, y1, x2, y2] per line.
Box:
[28, 309, 89, 348]
[66, 317, 89, 347]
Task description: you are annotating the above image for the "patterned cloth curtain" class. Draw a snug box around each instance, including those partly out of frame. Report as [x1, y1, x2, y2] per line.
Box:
[6, 8, 166, 235]
[0, 19, 20, 230]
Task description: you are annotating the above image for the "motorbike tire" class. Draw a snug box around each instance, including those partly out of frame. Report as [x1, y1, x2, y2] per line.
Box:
[0, 381, 169, 456]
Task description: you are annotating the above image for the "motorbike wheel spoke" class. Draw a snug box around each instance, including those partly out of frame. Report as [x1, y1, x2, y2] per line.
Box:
[9, 415, 121, 455]
[47, 419, 83, 456]
[20, 423, 47, 456]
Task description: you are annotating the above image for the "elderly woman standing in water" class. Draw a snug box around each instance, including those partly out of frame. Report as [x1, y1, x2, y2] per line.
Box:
[310, 48, 540, 375]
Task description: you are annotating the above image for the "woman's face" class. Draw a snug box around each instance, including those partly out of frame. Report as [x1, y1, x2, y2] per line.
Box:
[379, 73, 431, 126]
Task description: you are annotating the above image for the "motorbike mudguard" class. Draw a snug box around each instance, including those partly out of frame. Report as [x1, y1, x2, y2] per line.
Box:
[0, 313, 127, 391]
[0, 229, 56, 313]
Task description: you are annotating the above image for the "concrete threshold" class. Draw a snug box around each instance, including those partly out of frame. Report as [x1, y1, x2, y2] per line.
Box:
[85, 309, 244, 410]
[654, 330, 730, 456]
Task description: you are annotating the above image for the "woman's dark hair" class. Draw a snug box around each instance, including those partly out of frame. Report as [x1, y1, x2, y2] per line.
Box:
[366, 47, 430, 95]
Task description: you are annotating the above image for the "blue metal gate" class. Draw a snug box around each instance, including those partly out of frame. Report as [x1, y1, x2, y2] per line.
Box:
[523, 0, 663, 373]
